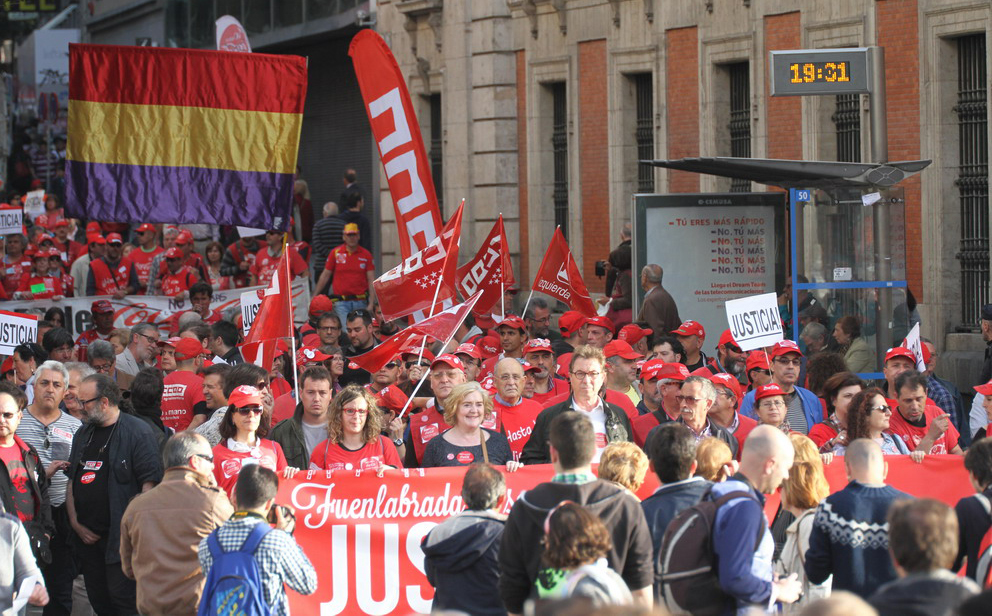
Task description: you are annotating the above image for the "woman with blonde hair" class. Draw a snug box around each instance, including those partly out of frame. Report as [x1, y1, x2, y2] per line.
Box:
[309, 385, 402, 473]
[421, 382, 521, 470]
[774, 433, 832, 611]
[694, 437, 736, 483]
[597, 442, 649, 495]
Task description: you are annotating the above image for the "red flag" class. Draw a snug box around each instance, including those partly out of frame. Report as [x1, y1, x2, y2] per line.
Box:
[347, 329, 424, 374]
[240, 246, 294, 368]
[531, 227, 597, 317]
[349, 30, 443, 259]
[457, 216, 514, 316]
[374, 201, 463, 322]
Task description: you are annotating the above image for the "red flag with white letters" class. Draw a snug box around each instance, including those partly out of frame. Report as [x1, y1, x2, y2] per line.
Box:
[531, 227, 597, 317]
[349, 30, 443, 259]
[373, 201, 463, 322]
[456, 215, 515, 316]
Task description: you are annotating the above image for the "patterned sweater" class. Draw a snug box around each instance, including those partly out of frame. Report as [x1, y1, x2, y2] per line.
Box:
[804, 481, 913, 598]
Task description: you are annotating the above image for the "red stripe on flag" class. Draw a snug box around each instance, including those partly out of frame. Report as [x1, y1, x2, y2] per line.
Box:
[69, 44, 306, 113]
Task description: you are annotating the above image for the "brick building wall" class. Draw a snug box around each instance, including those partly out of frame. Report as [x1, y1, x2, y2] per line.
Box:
[665, 26, 700, 193]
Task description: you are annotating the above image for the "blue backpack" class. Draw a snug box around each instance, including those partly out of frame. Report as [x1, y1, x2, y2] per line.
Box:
[199, 522, 272, 616]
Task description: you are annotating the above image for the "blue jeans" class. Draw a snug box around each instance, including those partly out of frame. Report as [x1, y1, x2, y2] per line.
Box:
[334, 299, 367, 328]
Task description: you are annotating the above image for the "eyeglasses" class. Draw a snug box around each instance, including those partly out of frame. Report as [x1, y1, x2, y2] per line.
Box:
[383, 362, 399, 369]
[136, 332, 160, 345]
[752, 369, 772, 376]
[91, 362, 114, 374]
[406, 361, 430, 369]
[571, 371, 602, 381]
[725, 344, 742, 354]
[675, 395, 703, 405]
[870, 405, 892, 414]
[235, 406, 263, 415]
[526, 316, 550, 324]
[758, 400, 786, 409]
[78, 396, 102, 407]
[194, 453, 214, 463]
[773, 357, 802, 366]
[343, 408, 369, 416]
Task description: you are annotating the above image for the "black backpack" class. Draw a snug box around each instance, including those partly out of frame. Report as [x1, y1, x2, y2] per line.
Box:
[656, 488, 764, 616]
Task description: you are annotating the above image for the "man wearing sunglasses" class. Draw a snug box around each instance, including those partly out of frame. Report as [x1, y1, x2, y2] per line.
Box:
[738, 341, 821, 435]
[368, 356, 401, 395]
[119, 432, 232, 615]
[707, 329, 747, 384]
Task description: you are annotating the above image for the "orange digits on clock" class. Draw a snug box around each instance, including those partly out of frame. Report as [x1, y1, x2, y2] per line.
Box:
[803, 63, 815, 83]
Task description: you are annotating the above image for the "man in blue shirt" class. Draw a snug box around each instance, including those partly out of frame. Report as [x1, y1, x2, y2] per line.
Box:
[739, 341, 820, 434]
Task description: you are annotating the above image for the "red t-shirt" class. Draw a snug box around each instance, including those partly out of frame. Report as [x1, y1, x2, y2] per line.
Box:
[212, 439, 287, 496]
[410, 403, 451, 465]
[252, 247, 308, 287]
[74, 329, 110, 363]
[530, 376, 570, 407]
[807, 422, 839, 448]
[886, 402, 960, 454]
[124, 246, 163, 291]
[161, 267, 196, 297]
[632, 412, 664, 448]
[323, 245, 374, 296]
[495, 398, 543, 461]
[271, 393, 297, 425]
[308, 435, 402, 472]
[161, 370, 207, 432]
[0, 443, 33, 522]
[17, 274, 64, 299]
[2, 256, 32, 296]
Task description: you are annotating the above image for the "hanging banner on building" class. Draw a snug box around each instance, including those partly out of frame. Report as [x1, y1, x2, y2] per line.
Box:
[278, 456, 969, 615]
[725, 292, 784, 351]
[0, 204, 24, 235]
[349, 29, 443, 260]
[0, 310, 39, 354]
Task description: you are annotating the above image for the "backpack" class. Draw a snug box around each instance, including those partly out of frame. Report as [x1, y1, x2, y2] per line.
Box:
[973, 493, 992, 588]
[198, 522, 273, 616]
[656, 488, 765, 616]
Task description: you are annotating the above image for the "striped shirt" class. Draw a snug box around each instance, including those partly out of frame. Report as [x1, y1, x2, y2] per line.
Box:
[16, 408, 82, 506]
[198, 517, 317, 616]
[311, 215, 345, 275]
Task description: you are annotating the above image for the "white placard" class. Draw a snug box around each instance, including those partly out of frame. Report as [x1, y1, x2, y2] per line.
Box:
[902, 322, 926, 372]
[23, 190, 45, 220]
[725, 292, 784, 351]
[861, 192, 882, 206]
[0, 309, 39, 354]
[833, 267, 852, 282]
[0, 206, 23, 235]
[240, 289, 263, 336]
[236, 226, 266, 239]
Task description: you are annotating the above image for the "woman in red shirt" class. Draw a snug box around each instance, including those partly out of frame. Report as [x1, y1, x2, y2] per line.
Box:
[808, 372, 864, 452]
[212, 385, 298, 495]
[310, 385, 402, 474]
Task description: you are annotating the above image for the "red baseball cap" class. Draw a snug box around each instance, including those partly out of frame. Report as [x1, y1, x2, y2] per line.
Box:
[919, 342, 932, 365]
[173, 338, 207, 361]
[656, 363, 690, 382]
[603, 340, 643, 360]
[30, 249, 47, 260]
[296, 345, 331, 366]
[755, 383, 787, 401]
[431, 354, 465, 372]
[640, 358, 666, 381]
[374, 385, 410, 413]
[158, 336, 182, 348]
[175, 230, 194, 245]
[164, 247, 183, 259]
[558, 311, 585, 336]
[522, 338, 554, 355]
[477, 335, 501, 358]
[884, 346, 916, 365]
[497, 316, 527, 332]
[136, 223, 156, 233]
[618, 324, 652, 344]
[974, 379, 992, 397]
[746, 352, 770, 373]
[672, 320, 705, 339]
[690, 366, 714, 378]
[400, 347, 436, 363]
[38, 234, 54, 245]
[228, 385, 263, 408]
[106, 233, 123, 244]
[86, 221, 102, 234]
[1, 357, 13, 374]
[584, 315, 616, 334]
[770, 340, 804, 359]
[53, 219, 69, 228]
[717, 329, 738, 349]
[521, 361, 541, 374]
[44, 247, 61, 259]
[86, 234, 106, 246]
[475, 314, 497, 331]
[709, 372, 743, 401]
[454, 343, 483, 360]
[309, 295, 335, 318]
[91, 300, 114, 314]
[274, 339, 290, 358]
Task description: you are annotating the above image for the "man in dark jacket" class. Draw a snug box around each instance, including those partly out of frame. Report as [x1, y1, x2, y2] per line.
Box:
[520, 345, 633, 465]
[65, 374, 163, 616]
[500, 411, 653, 615]
[338, 190, 372, 252]
[270, 366, 333, 469]
[422, 463, 507, 616]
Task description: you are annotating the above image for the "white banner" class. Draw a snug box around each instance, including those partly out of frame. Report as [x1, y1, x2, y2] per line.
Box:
[902, 322, 926, 372]
[0, 206, 24, 235]
[240, 289, 263, 336]
[1, 281, 309, 339]
[23, 190, 45, 221]
[0, 310, 39, 354]
[725, 292, 784, 351]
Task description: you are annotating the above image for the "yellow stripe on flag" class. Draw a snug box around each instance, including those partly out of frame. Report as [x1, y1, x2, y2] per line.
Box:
[67, 101, 302, 174]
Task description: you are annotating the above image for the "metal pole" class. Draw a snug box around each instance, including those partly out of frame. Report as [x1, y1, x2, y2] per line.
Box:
[869, 46, 894, 356]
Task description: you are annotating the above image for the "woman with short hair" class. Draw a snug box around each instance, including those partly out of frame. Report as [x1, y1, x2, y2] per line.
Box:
[597, 442, 648, 495]
[809, 372, 864, 451]
[833, 316, 875, 374]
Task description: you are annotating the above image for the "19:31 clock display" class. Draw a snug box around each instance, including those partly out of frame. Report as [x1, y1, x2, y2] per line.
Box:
[789, 61, 850, 84]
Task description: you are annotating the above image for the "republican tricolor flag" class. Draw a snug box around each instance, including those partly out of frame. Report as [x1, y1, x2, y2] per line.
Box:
[65, 44, 307, 230]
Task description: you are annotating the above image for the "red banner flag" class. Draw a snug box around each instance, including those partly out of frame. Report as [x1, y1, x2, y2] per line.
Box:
[373, 201, 463, 322]
[456, 216, 515, 316]
[346, 329, 425, 374]
[240, 247, 293, 368]
[531, 227, 597, 316]
[349, 30, 443, 259]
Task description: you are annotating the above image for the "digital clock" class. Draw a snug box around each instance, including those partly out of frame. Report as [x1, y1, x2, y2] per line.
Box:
[770, 48, 871, 96]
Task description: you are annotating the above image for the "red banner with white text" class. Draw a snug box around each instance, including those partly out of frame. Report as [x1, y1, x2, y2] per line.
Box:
[279, 456, 971, 615]
[349, 30, 443, 259]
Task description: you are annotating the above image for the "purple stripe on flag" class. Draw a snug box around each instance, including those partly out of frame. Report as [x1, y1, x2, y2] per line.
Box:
[65, 160, 293, 229]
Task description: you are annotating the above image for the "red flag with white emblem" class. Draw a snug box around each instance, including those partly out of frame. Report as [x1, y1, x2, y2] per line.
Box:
[456, 215, 514, 316]
[531, 227, 597, 317]
[240, 245, 293, 368]
[373, 200, 463, 322]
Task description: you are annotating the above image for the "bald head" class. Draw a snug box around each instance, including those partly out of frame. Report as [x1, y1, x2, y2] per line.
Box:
[743, 424, 791, 461]
[494, 358, 524, 404]
[844, 438, 886, 484]
[739, 425, 794, 494]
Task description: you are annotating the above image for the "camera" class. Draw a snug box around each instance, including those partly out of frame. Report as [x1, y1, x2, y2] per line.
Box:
[595, 260, 608, 278]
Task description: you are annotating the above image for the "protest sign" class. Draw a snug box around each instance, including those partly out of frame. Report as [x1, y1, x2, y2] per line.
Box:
[240, 289, 263, 336]
[902, 322, 926, 372]
[725, 292, 784, 351]
[0, 205, 23, 235]
[0, 310, 39, 354]
[22, 190, 45, 221]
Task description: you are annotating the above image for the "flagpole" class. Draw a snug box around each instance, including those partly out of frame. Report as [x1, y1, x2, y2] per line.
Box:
[500, 281, 505, 319]
[284, 233, 299, 395]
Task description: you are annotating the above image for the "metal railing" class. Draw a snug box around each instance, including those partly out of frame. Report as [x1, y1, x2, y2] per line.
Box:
[728, 62, 751, 193]
[634, 73, 654, 194]
[551, 82, 569, 238]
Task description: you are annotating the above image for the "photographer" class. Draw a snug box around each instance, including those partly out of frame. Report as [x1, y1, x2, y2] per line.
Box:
[199, 465, 316, 615]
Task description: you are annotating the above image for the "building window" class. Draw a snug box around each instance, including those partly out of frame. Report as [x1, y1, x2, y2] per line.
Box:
[429, 93, 443, 216]
[634, 73, 654, 193]
[954, 33, 989, 328]
[550, 82, 569, 238]
[832, 94, 861, 163]
[728, 62, 750, 192]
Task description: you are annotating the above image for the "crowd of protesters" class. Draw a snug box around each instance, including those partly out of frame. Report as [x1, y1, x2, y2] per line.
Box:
[4, 170, 992, 614]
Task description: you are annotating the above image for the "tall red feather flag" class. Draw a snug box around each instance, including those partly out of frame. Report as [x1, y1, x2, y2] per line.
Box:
[240, 248, 294, 368]
[457, 215, 514, 316]
[531, 227, 597, 317]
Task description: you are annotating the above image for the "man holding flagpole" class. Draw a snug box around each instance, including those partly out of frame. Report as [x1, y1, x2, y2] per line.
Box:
[314, 223, 375, 328]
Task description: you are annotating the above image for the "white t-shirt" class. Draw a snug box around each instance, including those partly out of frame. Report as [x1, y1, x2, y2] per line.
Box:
[573, 397, 608, 463]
